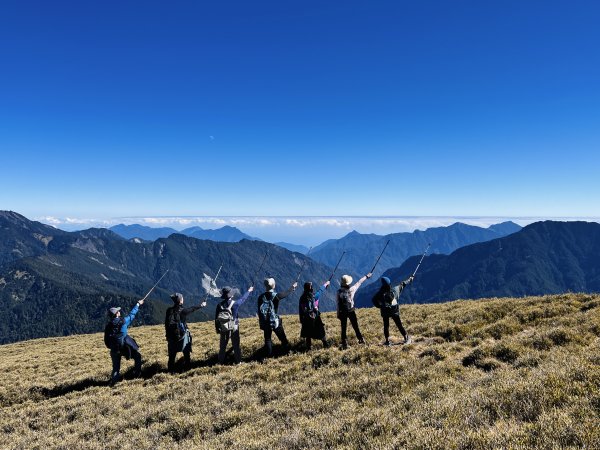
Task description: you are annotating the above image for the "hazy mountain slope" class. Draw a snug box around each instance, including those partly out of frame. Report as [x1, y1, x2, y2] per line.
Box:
[309, 221, 522, 279]
[109, 224, 178, 240]
[355, 221, 600, 307]
[0, 213, 336, 344]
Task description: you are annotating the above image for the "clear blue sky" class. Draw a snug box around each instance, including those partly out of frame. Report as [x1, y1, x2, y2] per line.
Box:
[1, 1, 599, 219]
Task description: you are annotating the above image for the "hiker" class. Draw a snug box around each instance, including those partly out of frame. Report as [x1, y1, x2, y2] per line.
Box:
[215, 286, 254, 364]
[165, 293, 208, 373]
[372, 276, 413, 345]
[104, 299, 144, 386]
[299, 281, 330, 350]
[337, 272, 372, 349]
[257, 278, 298, 357]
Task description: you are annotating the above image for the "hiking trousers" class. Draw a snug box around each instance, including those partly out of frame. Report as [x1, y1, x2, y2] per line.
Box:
[339, 311, 364, 345]
[167, 340, 191, 372]
[110, 347, 141, 384]
[263, 325, 289, 357]
[383, 314, 407, 340]
[219, 329, 241, 364]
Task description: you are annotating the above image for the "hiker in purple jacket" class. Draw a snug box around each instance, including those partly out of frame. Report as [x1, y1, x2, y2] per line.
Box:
[215, 286, 254, 364]
[337, 272, 372, 349]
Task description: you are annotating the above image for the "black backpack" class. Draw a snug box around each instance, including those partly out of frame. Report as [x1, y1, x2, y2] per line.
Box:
[165, 307, 186, 341]
[300, 294, 317, 320]
[104, 318, 124, 350]
[382, 290, 396, 308]
[338, 288, 354, 314]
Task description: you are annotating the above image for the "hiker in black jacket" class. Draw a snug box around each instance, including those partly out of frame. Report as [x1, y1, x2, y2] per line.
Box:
[165, 293, 207, 373]
[299, 281, 330, 350]
[372, 276, 413, 345]
[257, 277, 298, 357]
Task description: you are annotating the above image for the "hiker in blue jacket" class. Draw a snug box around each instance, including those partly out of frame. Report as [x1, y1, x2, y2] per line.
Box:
[215, 285, 254, 364]
[372, 276, 413, 345]
[257, 277, 298, 357]
[104, 299, 144, 386]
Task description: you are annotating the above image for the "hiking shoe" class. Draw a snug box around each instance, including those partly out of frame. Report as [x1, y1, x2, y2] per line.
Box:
[403, 335, 413, 345]
[341, 342, 348, 350]
[383, 340, 392, 346]
[358, 338, 367, 345]
[322, 340, 330, 349]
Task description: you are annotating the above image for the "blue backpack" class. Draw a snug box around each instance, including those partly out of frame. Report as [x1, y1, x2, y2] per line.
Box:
[258, 293, 280, 330]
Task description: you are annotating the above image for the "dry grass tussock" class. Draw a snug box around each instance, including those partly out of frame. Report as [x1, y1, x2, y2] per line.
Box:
[1, 293, 599, 449]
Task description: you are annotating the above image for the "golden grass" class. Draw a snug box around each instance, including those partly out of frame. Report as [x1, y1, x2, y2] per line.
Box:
[1, 294, 599, 449]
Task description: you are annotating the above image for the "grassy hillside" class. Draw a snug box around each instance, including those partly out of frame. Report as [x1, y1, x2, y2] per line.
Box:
[1, 294, 599, 449]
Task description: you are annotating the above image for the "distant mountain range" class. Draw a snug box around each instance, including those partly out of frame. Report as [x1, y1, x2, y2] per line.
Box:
[109, 223, 261, 242]
[274, 242, 310, 254]
[309, 221, 522, 279]
[354, 221, 600, 308]
[0, 211, 336, 344]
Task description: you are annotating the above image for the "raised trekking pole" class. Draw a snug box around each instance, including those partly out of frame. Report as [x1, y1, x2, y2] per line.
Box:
[411, 243, 431, 278]
[201, 262, 223, 306]
[327, 251, 346, 286]
[370, 240, 390, 274]
[251, 250, 270, 288]
[140, 269, 169, 302]
[294, 247, 313, 283]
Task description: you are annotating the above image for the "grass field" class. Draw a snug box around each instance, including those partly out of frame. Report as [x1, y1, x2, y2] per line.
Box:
[1, 294, 599, 449]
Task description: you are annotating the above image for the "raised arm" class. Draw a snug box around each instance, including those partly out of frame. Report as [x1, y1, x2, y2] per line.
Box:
[236, 286, 255, 307]
[395, 276, 414, 296]
[349, 273, 372, 296]
[123, 302, 141, 327]
[313, 281, 330, 309]
[276, 282, 298, 301]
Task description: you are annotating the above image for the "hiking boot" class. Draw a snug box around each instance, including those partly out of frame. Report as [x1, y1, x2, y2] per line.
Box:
[341, 341, 348, 350]
[403, 335, 413, 345]
[384, 340, 392, 346]
[322, 339, 330, 349]
[358, 338, 367, 345]
[132, 369, 142, 378]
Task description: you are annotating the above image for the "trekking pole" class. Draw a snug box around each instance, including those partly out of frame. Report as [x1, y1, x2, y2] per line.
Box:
[202, 262, 223, 304]
[411, 243, 431, 278]
[251, 250, 270, 288]
[140, 269, 169, 302]
[370, 240, 390, 273]
[294, 247, 313, 283]
[327, 251, 346, 284]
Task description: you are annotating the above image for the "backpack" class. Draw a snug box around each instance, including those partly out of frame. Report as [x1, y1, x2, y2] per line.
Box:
[217, 302, 236, 333]
[338, 288, 354, 314]
[165, 307, 186, 341]
[104, 318, 124, 350]
[300, 294, 317, 320]
[382, 290, 397, 308]
[258, 294, 280, 330]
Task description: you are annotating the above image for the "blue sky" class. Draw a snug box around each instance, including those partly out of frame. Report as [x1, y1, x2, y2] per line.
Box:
[1, 1, 599, 223]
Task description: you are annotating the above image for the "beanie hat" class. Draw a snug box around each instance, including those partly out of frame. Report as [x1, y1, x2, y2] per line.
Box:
[303, 282, 313, 292]
[264, 278, 276, 290]
[221, 287, 233, 299]
[341, 275, 353, 287]
[381, 277, 391, 286]
[108, 307, 121, 316]
[170, 292, 184, 303]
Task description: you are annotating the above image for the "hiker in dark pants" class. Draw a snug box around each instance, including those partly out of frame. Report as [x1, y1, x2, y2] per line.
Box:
[215, 286, 254, 364]
[165, 293, 208, 373]
[257, 278, 298, 357]
[372, 276, 413, 345]
[104, 299, 144, 386]
[299, 281, 330, 350]
[337, 273, 372, 349]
